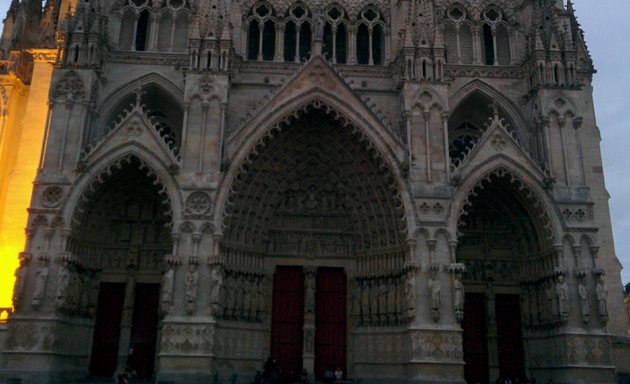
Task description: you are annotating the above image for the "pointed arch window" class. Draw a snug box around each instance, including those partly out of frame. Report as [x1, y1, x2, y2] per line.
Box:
[157, 0, 190, 52]
[480, 7, 510, 66]
[246, 3, 277, 61]
[283, 3, 312, 62]
[356, 6, 385, 65]
[443, 5, 473, 64]
[322, 5, 348, 64]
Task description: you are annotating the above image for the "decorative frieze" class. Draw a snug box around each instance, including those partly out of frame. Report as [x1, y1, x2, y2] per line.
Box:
[160, 323, 215, 355]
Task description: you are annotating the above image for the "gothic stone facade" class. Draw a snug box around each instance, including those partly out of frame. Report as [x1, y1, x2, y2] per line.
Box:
[0, 0, 628, 383]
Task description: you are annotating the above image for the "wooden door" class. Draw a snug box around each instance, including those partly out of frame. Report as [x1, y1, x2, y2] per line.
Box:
[90, 282, 126, 376]
[315, 268, 346, 380]
[496, 294, 526, 380]
[270, 266, 305, 382]
[128, 283, 160, 378]
[463, 292, 488, 384]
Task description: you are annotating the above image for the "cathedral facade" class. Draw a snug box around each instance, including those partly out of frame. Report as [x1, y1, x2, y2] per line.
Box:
[0, 0, 628, 383]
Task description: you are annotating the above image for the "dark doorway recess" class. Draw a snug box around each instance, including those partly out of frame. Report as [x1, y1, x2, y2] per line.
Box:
[315, 267, 347, 380]
[463, 292, 488, 384]
[90, 282, 126, 377]
[270, 266, 305, 382]
[128, 283, 160, 378]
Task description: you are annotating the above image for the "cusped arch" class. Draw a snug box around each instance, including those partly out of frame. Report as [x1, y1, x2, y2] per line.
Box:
[542, 92, 578, 119]
[63, 146, 183, 232]
[449, 156, 562, 247]
[449, 79, 528, 142]
[352, 0, 389, 20]
[408, 86, 446, 113]
[215, 96, 414, 239]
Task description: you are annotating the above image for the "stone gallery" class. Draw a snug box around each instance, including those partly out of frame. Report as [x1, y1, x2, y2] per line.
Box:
[0, 0, 628, 383]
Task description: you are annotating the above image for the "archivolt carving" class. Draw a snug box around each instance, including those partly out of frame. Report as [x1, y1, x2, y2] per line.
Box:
[457, 167, 555, 243]
[71, 154, 173, 229]
[221, 106, 408, 259]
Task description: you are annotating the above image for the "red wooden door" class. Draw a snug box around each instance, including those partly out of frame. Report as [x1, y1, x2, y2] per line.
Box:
[463, 292, 488, 384]
[496, 294, 526, 381]
[270, 267, 305, 382]
[90, 282, 126, 376]
[315, 268, 346, 380]
[128, 283, 160, 378]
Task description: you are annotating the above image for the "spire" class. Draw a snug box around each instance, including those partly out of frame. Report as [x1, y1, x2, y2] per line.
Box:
[535, 30, 545, 51]
[220, 20, 231, 41]
[190, 16, 201, 40]
[433, 24, 444, 48]
[7, 0, 19, 17]
[403, 20, 414, 49]
[549, 32, 560, 51]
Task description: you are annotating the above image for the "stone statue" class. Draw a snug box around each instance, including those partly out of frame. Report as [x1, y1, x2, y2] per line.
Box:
[243, 277, 256, 320]
[485, 281, 496, 323]
[305, 273, 315, 314]
[405, 270, 416, 321]
[453, 272, 465, 322]
[595, 274, 608, 322]
[12, 261, 28, 308]
[545, 280, 555, 323]
[578, 278, 589, 322]
[555, 275, 569, 320]
[185, 263, 198, 315]
[209, 266, 223, 304]
[378, 278, 388, 323]
[387, 277, 397, 317]
[32, 264, 49, 309]
[369, 279, 379, 324]
[161, 266, 175, 311]
[361, 280, 370, 324]
[255, 277, 268, 321]
[314, 11, 325, 41]
[352, 279, 362, 321]
[55, 262, 70, 308]
[304, 329, 314, 353]
[428, 270, 440, 321]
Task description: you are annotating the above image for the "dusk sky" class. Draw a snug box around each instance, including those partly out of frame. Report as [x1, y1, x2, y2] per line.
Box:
[0, 0, 627, 284]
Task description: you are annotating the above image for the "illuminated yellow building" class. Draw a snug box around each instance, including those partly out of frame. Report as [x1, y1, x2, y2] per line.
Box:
[1, 0, 630, 383]
[0, 51, 54, 310]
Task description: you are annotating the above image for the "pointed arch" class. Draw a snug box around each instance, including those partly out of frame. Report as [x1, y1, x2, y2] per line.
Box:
[449, 79, 528, 143]
[96, 73, 184, 126]
[216, 92, 413, 237]
[449, 155, 562, 246]
[62, 146, 183, 231]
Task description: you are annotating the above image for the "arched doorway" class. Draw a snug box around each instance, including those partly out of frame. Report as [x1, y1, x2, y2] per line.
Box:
[456, 171, 554, 383]
[220, 106, 408, 381]
[68, 156, 172, 379]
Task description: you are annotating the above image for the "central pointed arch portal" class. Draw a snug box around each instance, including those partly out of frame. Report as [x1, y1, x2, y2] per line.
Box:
[217, 104, 410, 381]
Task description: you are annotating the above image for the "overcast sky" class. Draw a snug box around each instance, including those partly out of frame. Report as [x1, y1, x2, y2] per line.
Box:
[0, 0, 627, 284]
[576, 0, 630, 286]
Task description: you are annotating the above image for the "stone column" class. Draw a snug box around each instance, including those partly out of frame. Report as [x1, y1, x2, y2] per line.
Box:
[303, 267, 316, 378]
[116, 262, 137, 374]
[485, 280, 499, 382]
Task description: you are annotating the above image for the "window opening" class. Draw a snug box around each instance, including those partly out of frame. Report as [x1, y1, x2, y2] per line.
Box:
[284, 21, 297, 61]
[247, 19, 260, 60]
[262, 20, 276, 60]
[135, 9, 150, 51]
[357, 24, 369, 64]
[372, 24, 383, 65]
[483, 24, 494, 65]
